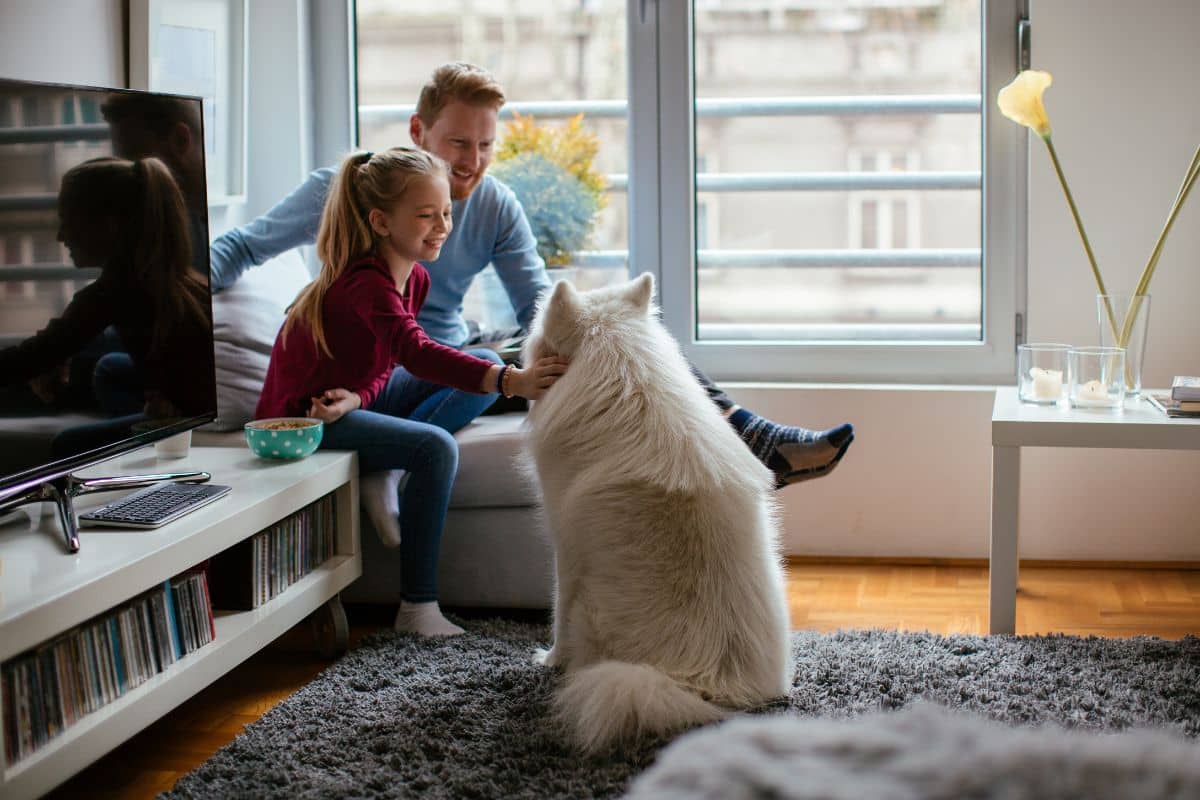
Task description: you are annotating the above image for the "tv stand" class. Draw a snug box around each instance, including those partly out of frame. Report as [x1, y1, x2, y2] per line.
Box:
[0, 446, 360, 800]
[0, 469, 211, 553]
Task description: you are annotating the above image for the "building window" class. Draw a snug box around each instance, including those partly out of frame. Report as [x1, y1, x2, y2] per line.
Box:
[849, 149, 919, 251]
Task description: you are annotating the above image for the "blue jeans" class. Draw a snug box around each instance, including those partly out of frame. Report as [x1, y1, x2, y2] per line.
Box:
[318, 348, 503, 602]
[93, 352, 143, 416]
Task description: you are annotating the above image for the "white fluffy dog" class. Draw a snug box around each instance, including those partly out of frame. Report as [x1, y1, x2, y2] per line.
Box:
[521, 273, 792, 754]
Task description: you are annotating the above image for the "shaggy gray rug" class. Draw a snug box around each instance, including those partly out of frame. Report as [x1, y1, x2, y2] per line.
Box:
[162, 621, 1200, 800]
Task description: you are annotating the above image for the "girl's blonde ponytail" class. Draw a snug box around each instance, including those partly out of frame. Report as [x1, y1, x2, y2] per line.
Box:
[284, 151, 373, 358]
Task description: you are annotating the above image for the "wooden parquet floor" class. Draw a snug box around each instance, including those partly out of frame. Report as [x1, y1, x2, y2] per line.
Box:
[44, 561, 1200, 799]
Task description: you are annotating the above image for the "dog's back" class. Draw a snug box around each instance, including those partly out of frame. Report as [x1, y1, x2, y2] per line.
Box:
[523, 275, 791, 753]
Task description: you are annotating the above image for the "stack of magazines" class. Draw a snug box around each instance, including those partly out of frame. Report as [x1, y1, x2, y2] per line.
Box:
[1146, 376, 1200, 418]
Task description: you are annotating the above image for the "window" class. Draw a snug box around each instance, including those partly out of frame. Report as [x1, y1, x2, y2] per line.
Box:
[347, 0, 1024, 382]
[654, 1, 1023, 382]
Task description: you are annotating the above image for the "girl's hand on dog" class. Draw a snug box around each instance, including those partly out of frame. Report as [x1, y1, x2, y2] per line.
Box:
[510, 355, 569, 401]
[307, 387, 361, 423]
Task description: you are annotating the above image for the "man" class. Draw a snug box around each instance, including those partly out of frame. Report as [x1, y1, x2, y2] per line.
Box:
[210, 62, 853, 487]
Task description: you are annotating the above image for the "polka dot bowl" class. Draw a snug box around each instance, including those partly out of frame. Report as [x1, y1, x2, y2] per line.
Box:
[244, 418, 323, 460]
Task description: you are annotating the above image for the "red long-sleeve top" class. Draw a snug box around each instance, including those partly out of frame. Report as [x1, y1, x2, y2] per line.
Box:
[255, 257, 494, 419]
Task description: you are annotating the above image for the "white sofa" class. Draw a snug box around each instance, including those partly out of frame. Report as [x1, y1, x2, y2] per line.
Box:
[195, 251, 554, 609]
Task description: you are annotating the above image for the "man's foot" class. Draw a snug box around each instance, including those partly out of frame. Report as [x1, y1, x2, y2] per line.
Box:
[361, 470, 406, 548]
[394, 600, 465, 637]
[728, 409, 854, 488]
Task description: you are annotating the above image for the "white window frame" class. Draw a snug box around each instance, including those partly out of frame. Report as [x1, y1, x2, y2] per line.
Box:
[638, 0, 1026, 384]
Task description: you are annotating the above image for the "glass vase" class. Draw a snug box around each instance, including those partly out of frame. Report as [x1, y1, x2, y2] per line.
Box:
[1097, 293, 1151, 397]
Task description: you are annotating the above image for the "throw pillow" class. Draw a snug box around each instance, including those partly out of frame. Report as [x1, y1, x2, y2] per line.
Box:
[200, 249, 312, 431]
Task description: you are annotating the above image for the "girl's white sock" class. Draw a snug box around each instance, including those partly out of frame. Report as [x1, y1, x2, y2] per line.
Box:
[361, 470, 404, 548]
[394, 600, 465, 637]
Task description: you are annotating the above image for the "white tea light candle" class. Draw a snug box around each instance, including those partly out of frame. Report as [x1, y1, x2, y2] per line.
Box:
[1017, 343, 1070, 405]
[1076, 380, 1111, 405]
[1030, 367, 1063, 400]
[1068, 346, 1125, 410]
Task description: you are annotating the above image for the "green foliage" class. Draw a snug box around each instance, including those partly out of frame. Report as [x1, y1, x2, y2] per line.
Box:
[493, 113, 607, 267]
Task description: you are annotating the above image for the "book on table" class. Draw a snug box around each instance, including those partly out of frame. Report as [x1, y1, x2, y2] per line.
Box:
[1147, 392, 1200, 418]
[1171, 376, 1200, 402]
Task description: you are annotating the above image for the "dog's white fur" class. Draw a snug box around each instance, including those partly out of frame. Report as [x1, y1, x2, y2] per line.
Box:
[521, 273, 792, 754]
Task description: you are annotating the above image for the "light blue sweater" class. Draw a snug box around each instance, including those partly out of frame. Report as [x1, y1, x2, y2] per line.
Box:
[209, 169, 551, 347]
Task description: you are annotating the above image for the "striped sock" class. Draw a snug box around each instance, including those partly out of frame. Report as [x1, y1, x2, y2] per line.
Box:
[728, 409, 854, 488]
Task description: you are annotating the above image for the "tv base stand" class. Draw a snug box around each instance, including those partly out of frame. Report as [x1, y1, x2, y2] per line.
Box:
[0, 469, 211, 553]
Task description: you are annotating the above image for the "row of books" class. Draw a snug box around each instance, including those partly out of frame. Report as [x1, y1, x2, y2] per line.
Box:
[207, 495, 337, 610]
[0, 493, 339, 765]
[1, 571, 214, 765]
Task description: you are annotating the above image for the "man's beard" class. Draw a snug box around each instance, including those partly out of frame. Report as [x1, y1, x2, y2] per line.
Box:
[450, 172, 483, 200]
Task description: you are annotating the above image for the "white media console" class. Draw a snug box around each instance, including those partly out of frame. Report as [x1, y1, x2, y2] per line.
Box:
[0, 445, 361, 800]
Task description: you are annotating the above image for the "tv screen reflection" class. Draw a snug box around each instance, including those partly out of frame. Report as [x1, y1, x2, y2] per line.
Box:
[0, 82, 216, 472]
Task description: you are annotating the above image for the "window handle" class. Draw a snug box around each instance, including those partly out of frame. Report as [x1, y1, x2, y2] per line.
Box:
[1017, 17, 1031, 71]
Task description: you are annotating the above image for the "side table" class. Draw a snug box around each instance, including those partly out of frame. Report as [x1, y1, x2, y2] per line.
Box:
[990, 387, 1200, 634]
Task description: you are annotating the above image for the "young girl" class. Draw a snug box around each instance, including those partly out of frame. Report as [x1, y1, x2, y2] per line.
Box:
[256, 147, 567, 636]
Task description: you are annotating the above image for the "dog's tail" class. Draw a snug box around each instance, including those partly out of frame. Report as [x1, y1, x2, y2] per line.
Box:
[555, 661, 725, 753]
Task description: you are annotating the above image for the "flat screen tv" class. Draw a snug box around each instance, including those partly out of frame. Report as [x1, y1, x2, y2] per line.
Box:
[0, 77, 217, 550]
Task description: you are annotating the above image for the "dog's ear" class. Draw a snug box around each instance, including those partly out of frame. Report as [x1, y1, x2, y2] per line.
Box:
[627, 272, 654, 314]
[549, 279, 582, 316]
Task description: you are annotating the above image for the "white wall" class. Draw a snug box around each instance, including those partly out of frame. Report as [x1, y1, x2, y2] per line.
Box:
[1027, 0, 1200, 384]
[0, 0, 124, 87]
[5, 0, 1199, 561]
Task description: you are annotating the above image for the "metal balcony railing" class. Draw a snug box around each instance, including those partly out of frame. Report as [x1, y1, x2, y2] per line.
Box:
[0, 194, 57, 213]
[1, 96, 984, 285]
[358, 94, 980, 123]
[571, 248, 978, 270]
[0, 266, 98, 282]
[360, 94, 984, 273]
[0, 124, 109, 145]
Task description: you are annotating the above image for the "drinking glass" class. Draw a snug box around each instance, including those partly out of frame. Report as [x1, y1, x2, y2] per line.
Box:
[1068, 346, 1125, 409]
[1017, 343, 1070, 404]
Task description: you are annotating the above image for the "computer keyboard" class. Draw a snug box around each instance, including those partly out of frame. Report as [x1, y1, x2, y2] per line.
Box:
[79, 482, 232, 528]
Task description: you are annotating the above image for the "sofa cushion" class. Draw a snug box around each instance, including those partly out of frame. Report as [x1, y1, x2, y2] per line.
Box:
[448, 413, 536, 507]
[342, 505, 552, 608]
[200, 250, 311, 431]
